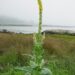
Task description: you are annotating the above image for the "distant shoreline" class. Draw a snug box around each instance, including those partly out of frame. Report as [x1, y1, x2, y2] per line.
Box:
[1, 25, 75, 34]
[1, 29, 75, 36]
[0, 24, 75, 27]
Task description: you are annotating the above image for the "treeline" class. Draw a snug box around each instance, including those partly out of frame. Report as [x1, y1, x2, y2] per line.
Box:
[42, 30, 75, 36]
[0, 29, 15, 34]
[1, 29, 75, 36]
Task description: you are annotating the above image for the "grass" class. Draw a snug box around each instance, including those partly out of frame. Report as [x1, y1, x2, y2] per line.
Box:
[0, 33, 33, 54]
[0, 32, 75, 75]
[44, 34, 75, 57]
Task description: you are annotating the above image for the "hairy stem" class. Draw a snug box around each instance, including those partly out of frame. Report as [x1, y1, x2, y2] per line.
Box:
[37, 0, 43, 34]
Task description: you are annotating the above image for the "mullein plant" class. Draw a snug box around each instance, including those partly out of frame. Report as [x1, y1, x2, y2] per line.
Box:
[29, 0, 52, 75]
[15, 0, 52, 75]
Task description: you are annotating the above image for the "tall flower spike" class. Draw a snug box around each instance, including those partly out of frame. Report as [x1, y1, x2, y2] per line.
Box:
[38, 0, 43, 11]
[37, 0, 43, 34]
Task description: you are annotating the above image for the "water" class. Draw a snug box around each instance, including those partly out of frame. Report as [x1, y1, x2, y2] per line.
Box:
[0, 25, 75, 34]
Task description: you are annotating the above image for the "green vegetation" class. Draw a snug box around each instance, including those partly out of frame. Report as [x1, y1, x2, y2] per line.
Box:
[0, 0, 75, 74]
[0, 33, 75, 75]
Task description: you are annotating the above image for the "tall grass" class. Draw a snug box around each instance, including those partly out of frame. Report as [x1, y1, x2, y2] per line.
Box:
[0, 33, 75, 75]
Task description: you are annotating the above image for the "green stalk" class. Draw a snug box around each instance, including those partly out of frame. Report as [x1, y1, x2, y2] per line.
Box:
[37, 0, 43, 34]
[32, 0, 43, 64]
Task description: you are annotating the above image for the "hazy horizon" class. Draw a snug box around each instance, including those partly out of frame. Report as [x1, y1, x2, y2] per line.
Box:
[0, 0, 75, 26]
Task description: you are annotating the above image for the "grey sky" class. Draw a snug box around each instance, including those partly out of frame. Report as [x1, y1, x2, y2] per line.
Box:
[0, 0, 75, 26]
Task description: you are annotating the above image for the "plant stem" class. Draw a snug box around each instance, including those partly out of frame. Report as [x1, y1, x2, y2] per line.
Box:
[37, 0, 43, 34]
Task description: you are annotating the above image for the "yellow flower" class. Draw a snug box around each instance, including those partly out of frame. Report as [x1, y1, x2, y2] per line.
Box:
[37, 0, 43, 11]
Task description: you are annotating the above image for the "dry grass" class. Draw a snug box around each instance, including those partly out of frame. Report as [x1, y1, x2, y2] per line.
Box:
[0, 33, 75, 58]
[0, 33, 33, 54]
[44, 34, 75, 57]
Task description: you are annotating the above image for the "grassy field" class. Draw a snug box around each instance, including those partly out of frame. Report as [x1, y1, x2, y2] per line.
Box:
[0, 32, 75, 75]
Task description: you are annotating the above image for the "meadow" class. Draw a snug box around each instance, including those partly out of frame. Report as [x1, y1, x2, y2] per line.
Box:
[0, 32, 75, 75]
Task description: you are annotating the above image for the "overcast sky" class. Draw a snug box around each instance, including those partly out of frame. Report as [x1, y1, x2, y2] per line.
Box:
[0, 0, 75, 26]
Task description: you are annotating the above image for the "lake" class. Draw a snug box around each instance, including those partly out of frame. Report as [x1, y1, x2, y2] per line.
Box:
[0, 25, 75, 34]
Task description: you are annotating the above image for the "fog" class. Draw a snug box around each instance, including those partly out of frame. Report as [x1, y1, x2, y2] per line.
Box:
[0, 0, 75, 26]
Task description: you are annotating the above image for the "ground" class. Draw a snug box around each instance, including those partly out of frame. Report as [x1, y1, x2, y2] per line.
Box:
[0, 32, 75, 75]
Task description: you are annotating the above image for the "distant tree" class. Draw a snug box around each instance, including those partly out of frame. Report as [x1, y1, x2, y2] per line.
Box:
[2, 29, 8, 33]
